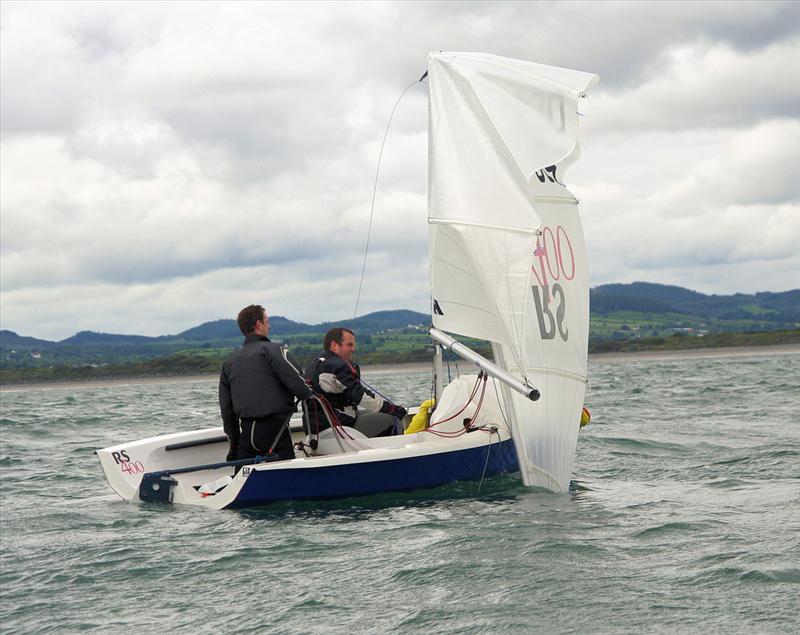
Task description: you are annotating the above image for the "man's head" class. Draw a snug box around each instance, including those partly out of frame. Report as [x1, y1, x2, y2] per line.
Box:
[324, 327, 355, 361]
[237, 304, 270, 337]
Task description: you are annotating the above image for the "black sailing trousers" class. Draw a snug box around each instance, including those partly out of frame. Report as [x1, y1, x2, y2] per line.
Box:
[237, 414, 295, 462]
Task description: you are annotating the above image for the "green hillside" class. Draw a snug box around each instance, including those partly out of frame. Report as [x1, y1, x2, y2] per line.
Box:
[590, 283, 799, 339]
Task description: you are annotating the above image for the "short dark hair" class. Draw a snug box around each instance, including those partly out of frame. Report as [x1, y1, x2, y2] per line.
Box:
[237, 304, 266, 335]
[324, 327, 354, 351]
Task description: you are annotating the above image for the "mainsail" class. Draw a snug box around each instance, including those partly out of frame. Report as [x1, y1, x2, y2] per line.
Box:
[427, 52, 598, 492]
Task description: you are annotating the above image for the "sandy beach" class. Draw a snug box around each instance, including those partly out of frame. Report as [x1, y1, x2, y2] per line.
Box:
[2, 343, 798, 392]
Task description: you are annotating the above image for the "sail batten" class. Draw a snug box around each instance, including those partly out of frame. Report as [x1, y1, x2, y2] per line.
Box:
[531, 196, 579, 204]
[429, 218, 538, 235]
[428, 52, 597, 492]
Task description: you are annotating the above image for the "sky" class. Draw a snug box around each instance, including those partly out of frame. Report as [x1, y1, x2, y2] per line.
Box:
[1, 0, 798, 341]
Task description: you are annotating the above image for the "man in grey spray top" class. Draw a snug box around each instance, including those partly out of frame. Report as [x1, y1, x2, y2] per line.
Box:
[219, 304, 312, 463]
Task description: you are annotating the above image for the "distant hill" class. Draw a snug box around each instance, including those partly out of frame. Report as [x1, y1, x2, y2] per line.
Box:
[589, 282, 799, 341]
[0, 330, 54, 348]
[58, 331, 164, 346]
[2, 309, 431, 349]
[593, 282, 706, 306]
[177, 319, 244, 340]
[591, 283, 800, 323]
[174, 311, 429, 340]
[314, 310, 431, 333]
[178, 316, 320, 339]
[590, 292, 674, 314]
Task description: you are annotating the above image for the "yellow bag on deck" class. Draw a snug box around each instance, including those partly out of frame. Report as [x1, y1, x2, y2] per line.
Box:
[405, 398, 436, 434]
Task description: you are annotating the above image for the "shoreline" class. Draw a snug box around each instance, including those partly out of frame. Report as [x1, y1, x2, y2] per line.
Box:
[2, 343, 798, 392]
[587, 342, 800, 363]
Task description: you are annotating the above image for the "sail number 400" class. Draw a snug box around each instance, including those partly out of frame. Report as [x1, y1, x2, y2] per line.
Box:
[531, 226, 575, 342]
[532, 225, 575, 288]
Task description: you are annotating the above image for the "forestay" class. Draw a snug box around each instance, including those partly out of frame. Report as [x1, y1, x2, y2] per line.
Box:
[427, 52, 598, 492]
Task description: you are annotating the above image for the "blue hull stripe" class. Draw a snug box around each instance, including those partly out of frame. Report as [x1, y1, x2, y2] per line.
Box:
[228, 438, 519, 508]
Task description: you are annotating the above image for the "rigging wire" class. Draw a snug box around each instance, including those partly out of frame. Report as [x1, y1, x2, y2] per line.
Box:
[476, 428, 499, 493]
[492, 377, 512, 435]
[353, 74, 427, 318]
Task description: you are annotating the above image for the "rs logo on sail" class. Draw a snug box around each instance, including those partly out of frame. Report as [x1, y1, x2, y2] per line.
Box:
[531, 225, 575, 342]
[532, 284, 568, 341]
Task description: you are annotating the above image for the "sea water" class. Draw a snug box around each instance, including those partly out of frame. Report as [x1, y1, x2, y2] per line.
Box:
[0, 351, 798, 634]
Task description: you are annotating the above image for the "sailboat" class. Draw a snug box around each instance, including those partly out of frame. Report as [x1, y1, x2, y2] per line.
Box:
[96, 52, 598, 509]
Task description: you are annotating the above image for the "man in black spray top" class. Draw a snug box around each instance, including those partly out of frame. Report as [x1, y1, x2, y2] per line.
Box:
[219, 304, 312, 463]
[304, 327, 407, 434]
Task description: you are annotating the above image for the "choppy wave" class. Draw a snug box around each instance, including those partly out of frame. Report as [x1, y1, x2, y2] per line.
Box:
[1, 354, 799, 634]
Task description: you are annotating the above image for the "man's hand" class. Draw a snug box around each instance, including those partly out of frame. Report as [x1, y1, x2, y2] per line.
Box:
[391, 405, 408, 420]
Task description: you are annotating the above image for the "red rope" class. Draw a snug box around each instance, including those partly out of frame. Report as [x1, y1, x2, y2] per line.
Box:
[426, 373, 489, 438]
[427, 373, 484, 430]
[314, 394, 357, 440]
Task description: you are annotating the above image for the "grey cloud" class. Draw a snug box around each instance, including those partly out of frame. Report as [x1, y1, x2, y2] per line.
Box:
[2, 1, 798, 340]
[1, 248, 432, 340]
[0, 124, 428, 291]
[339, 1, 799, 91]
[575, 117, 798, 290]
[655, 120, 800, 210]
[4, 2, 795, 147]
[586, 39, 799, 134]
